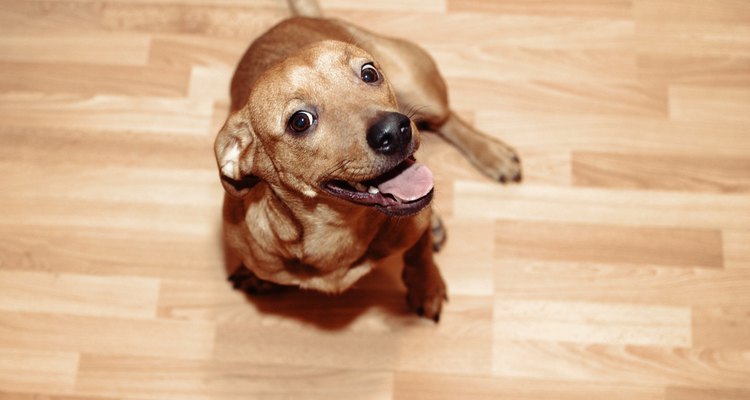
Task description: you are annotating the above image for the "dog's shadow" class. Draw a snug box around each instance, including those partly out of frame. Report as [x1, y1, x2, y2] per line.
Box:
[234, 258, 415, 331]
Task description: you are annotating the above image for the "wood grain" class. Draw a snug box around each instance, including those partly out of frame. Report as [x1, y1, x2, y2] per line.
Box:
[572, 152, 750, 193]
[494, 220, 723, 268]
[1, 0, 749, 398]
[0, 270, 160, 318]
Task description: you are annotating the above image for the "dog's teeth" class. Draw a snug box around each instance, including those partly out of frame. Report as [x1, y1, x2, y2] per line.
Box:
[353, 182, 368, 192]
[368, 186, 379, 194]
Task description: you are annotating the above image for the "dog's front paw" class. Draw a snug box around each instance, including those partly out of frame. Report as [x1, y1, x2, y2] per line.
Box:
[229, 267, 285, 295]
[474, 140, 523, 184]
[405, 274, 448, 323]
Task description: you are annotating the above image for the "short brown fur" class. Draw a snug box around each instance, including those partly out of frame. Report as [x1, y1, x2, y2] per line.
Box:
[215, 2, 521, 321]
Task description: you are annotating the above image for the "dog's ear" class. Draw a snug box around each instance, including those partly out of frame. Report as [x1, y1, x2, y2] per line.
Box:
[214, 110, 261, 197]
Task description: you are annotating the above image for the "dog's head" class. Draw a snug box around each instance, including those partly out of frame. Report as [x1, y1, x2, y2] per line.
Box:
[215, 40, 433, 217]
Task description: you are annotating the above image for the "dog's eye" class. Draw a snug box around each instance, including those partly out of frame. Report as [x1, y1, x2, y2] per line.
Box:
[361, 63, 379, 84]
[288, 111, 316, 133]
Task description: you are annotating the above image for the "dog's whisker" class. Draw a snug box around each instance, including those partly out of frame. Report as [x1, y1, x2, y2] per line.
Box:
[401, 105, 431, 130]
[321, 158, 353, 180]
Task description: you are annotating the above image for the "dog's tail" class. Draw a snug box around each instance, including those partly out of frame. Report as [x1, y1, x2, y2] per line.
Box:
[287, 0, 323, 17]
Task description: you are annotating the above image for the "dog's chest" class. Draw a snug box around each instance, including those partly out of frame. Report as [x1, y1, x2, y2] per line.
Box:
[298, 221, 377, 271]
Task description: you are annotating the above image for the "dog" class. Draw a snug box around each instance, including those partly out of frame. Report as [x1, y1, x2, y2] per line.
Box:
[214, 0, 521, 321]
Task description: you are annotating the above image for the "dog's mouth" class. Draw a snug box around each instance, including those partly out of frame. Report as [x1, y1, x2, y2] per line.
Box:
[322, 157, 434, 217]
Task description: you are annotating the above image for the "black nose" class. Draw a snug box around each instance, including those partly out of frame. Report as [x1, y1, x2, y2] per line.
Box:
[367, 112, 412, 155]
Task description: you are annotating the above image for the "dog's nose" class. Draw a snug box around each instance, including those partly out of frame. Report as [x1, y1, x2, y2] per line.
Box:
[367, 112, 412, 155]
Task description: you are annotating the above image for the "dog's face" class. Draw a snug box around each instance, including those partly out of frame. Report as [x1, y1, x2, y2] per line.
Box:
[216, 40, 433, 217]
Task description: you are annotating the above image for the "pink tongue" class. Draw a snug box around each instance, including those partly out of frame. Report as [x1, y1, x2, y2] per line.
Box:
[377, 162, 434, 202]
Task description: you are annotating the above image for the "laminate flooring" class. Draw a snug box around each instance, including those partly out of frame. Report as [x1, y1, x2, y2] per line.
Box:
[1, 1, 749, 399]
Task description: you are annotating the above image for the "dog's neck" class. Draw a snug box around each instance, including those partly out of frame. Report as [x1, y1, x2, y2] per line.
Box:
[251, 182, 389, 263]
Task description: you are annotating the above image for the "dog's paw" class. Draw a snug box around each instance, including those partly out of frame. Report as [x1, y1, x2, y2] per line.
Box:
[474, 141, 523, 184]
[228, 267, 285, 295]
[405, 276, 448, 323]
[496, 153, 523, 184]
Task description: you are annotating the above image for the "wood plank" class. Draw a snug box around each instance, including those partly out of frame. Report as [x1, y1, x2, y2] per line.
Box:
[494, 220, 722, 268]
[0, 348, 79, 394]
[494, 260, 750, 307]
[0, 62, 191, 97]
[0, 127, 215, 170]
[426, 46, 637, 83]
[331, 11, 635, 50]
[50, 0, 278, 4]
[148, 34, 246, 68]
[1, 0, 749, 397]
[0, 93, 213, 135]
[449, 79, 666, 117]
[492, 340, 750, 387]
[692, 306, 750, 350]
[213, 295, 493, 374]
[213, 323, 399, 370]
[0, 270, 159, 319]
[455, 182, 750, 230]
[157, 277, 253, 322]
[572, 152, 750, 193]
[188, 65, 233, 100]
[0, 225, 224, 280]
[323, 0, 446, 13]
[0, 312, 215, 360]
[669, 86, 750, 125]
[0, 34, 150, 65]
[1, 163, 219, 206]
[724, 230, 750, 269]
[637, 53, 750, 87]
[448, 0, 632, 18]
[494, 299, 691, 346]
[215, 324, 493, 375]
[634, 0, 750, 56]
[0, 1, 103, 34]
[0, 394, 119, 400]
[0, 197, 219, 236]
[434, 218, 495, 296]
[475, 112, 750, 157]
[394, 373, 663, 400]
[98, 3, 284, 38]
[75, 355, 393, 400]
[665, 386, 750, 400]
[509, 150, 572, 186]
[634, 0, 750, 26]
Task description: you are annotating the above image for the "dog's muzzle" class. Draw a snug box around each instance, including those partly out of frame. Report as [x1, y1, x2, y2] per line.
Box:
[322, 156, 434, 217]
[367, 112, 412, 156]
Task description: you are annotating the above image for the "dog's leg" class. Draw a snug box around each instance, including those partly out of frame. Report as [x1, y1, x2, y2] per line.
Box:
[432, 111, 522, 183]
[402, 228, 448, 322]
[229, 266, 286, 295]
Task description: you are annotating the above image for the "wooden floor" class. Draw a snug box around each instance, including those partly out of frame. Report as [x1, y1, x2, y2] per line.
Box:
[1, 0, 750, 399]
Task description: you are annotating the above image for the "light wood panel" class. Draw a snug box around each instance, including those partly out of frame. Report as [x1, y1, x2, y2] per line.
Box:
[1, 0, 749, 398]
[572, 152, 750, 193]
[0, 270, 160, 318]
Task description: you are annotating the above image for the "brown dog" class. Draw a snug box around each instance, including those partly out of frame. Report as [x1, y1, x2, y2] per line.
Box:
[214, 0, 521, 321]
